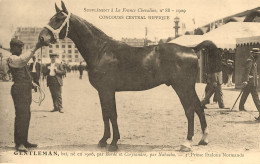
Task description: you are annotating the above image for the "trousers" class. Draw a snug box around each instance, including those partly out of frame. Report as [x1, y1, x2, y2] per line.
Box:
[239, 85, 260, 112]
[203, 84, 224, 108]
[49, 83, 62, 110]
[11, 83, 32, 145]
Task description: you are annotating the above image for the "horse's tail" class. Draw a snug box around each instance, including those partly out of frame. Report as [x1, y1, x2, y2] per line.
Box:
[192, 40, 218, 53]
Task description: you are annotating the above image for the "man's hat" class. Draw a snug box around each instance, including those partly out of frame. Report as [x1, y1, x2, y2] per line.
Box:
[250, 48, 260, 54]
[49, 53, 59, 57]
[10, 38, 24, 48]
[227, 59, 234, 63]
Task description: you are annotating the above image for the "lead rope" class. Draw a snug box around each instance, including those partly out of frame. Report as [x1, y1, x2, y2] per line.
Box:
[32, 47, 45, 106]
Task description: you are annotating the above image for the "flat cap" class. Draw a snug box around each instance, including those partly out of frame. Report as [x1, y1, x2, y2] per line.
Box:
[250, 48, 260, 54]
[49, 53, 59, 57]
[10, 38, 24, 47]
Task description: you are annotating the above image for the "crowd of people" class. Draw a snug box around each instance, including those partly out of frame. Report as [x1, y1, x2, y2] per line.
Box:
[1, 38, 260, 152]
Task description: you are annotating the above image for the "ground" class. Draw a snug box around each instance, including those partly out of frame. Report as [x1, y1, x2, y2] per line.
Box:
[0, 72, 259, 163]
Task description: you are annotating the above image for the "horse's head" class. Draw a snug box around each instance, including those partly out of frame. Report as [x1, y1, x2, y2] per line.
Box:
[39, 1, 71, 46]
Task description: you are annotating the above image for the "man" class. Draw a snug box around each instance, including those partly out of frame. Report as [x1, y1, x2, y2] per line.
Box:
[43, 53, 65, 113]
[226, 59, 234, 87]
[239, 48, 260, 121]
[201, 48, 228, 109]
[78, 61, 84, 79]
[7, 38, 41, 152]
[29, 56, 41, 91]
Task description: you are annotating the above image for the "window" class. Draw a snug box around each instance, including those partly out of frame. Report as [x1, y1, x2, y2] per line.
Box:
[62, 45, 65, 48]
[49, 50, 53, 53]
[68, 50, 72, 53]
[62, 55, 65, 58]
[68, 45, 72, 48]
[56, 45, 59, 48]
[75, 50, 78, 53]
[68, 55, 72, 58]
[75, 55, 78, 58]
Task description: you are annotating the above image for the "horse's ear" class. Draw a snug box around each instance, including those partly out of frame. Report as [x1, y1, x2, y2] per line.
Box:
[55, 3, 61, 13]
[61, 1, 68, 14]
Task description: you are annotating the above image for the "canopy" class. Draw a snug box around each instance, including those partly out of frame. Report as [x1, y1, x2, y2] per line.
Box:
[169, 22, 260, 49]
[236, 35, 260, 45]
[202, 22, 260, 49]
[168, 35, 204, 47]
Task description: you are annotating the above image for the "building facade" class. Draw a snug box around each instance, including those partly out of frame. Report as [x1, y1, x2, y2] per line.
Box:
[14, 27, 84, 64]
[121, 38, 145, 47]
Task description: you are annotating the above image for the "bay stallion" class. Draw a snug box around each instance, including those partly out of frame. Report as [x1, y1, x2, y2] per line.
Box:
[39, 1, 210, 151]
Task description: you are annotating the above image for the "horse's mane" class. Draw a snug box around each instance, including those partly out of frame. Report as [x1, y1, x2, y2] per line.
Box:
[73, 14, 128, 46]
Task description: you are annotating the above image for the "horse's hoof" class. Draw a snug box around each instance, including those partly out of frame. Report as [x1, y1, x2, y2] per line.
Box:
[108, 145, 118, 152]
[98, 141, 107, 147]
[198, 140, 208, 145]
[180, 145, 192, 152]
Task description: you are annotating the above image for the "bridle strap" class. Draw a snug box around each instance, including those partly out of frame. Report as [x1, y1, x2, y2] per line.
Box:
[44, 12, 71, 41]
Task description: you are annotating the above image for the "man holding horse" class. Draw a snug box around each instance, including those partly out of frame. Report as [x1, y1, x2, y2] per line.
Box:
[7, 38, 41, 152]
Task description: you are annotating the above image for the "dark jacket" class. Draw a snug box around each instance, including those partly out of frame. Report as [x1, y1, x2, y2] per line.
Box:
[43, 63, 65, 86]
[29, 62, 41, 78]
[243, 55, 258, 86]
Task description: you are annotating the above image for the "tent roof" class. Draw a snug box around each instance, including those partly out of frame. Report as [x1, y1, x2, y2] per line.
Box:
[236, 35, 260, 45]
[169, 22, 260, 49]
[201, 22, 260, 49]
[168, 35, 204, 47]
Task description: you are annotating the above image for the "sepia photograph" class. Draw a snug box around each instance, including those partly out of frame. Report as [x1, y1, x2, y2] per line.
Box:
[0, 0, 260, 163]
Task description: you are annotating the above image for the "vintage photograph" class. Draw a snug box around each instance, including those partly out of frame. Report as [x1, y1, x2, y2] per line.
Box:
[0, 0, 260, 163]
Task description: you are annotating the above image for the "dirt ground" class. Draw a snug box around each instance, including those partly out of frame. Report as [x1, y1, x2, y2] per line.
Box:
[0, 72, 259, 163]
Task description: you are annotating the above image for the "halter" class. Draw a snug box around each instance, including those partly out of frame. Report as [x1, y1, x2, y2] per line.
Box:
[45, 11, 71, 42]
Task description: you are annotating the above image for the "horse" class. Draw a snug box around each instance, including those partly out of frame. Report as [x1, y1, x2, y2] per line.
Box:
[39, 1, 210, 152]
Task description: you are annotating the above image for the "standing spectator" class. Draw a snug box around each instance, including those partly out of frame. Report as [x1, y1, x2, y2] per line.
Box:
[226, 59, 234, 87]
[78, 62, 84, 79]
[43, 53, 66, 113]
[61, 61, 67, 78]
[201, 48, 228, 109]
[239, 48, 260, 121]
[29, 56, 41, 91]
[7, 38, 41, 152]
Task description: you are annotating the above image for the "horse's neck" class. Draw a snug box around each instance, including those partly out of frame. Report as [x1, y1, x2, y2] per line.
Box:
[68, 14, 111, 68]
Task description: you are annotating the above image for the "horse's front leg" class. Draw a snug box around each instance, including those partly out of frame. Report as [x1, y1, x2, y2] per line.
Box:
[98, 90, 120, 151]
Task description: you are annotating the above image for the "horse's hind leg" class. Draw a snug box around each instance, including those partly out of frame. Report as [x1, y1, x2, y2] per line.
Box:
[172, 85, 195, 152]
[194, 97, 209, 145]
[175, 85, 209, 146]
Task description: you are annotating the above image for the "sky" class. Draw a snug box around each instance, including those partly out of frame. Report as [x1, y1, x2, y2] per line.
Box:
[0, 0, 260, 47]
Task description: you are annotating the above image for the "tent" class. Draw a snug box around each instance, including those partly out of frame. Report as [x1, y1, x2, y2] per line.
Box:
[168, 35, 204, 47]
[170, 22, 260, 50]
[202, 22, 260, 49]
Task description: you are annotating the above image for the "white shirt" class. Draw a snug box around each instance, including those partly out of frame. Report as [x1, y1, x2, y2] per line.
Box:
[32, 61, 36, 72]
[7, 51, 35, 68]
[49, 63, 56, 76]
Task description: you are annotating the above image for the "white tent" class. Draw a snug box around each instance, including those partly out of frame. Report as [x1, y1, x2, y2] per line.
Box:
[169, 22, 260, 49]
[168, 35, 204, 47]
[202, 22, 260, 49]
